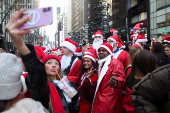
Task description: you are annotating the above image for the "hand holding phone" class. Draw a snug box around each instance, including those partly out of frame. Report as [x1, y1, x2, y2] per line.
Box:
[19, 7, 53, 30]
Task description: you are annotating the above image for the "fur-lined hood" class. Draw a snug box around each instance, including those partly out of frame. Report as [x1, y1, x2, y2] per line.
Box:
[3, 98, 49, 113]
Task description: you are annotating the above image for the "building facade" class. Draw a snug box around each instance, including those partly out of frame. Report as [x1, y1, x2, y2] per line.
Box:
[0, 0, 39, 51]
[150, 0, 170, 41]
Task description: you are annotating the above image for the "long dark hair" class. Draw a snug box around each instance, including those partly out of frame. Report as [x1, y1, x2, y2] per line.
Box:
[126, 49, 157, 86]
[129, 46, 141, 64]
[79, 58, 98, 79]
[152, 42, 168, 66]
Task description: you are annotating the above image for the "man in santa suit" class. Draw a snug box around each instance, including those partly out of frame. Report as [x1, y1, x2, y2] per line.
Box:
[131, 34, 148, 49]
[92, 43, 125, 113]
[84, 30, 104, 59]
[61, 38, 81, 84]
[107, 35, 129, 69]
[130, 23, 143, 44]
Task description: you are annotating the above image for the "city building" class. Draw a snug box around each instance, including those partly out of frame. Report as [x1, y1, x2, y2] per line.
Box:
[128, 0, 149, 41]
[0, 0, 39, 51]
[149, 0, 170, 40]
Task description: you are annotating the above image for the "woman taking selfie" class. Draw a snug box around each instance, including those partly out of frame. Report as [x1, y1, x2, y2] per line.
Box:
[77, 54, 98, 113]
[5, 8, 70, 113]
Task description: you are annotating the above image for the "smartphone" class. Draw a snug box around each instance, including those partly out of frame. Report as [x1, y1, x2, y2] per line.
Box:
[19, 7, 53, 30]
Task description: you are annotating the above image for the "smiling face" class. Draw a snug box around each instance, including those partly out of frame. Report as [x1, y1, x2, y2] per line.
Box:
[83, 57, 93, 69]
[98, 47, 110, 59]
[45, 59, 60, 77]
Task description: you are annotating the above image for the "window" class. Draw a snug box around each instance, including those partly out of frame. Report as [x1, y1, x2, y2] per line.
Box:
[157, 22, 166, 28]
[167, 0, 170, 6]
[166, 13, 170, 26]
[157, 0, 166, 9]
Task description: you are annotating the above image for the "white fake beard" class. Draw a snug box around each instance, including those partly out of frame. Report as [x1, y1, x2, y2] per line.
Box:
[93, 39, 103, 50]
[61, 55, 72, 71]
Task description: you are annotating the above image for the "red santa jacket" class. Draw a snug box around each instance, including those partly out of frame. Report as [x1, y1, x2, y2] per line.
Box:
[122, 87, 136, 113]
[92, 56, 125, 113]
[113, 50, 129, 69]
[67, 58, 81, 84]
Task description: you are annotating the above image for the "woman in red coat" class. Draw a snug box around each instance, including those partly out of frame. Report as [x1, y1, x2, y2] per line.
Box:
[77, 54, 98, 113]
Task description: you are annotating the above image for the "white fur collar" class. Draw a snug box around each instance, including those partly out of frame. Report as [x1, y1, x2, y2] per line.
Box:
[61, 55, 72, 71]
[98, 55, 111, 73]
[93, 55, 111, 106]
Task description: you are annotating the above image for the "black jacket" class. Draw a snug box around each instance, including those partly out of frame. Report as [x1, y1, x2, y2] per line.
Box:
[21, 44, 68, 113]
[131, 64, 170, 113]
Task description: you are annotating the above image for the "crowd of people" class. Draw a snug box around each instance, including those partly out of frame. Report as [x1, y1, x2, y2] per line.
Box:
[1, 8, 170, 113]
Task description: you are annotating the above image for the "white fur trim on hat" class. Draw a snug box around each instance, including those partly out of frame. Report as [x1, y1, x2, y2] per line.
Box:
[20, 75, 27, 94]
[136, 38, 148, 43]
[44, 49, 48, 53]
[164, 40, 170, 43]
[84, 55, 96, 62]
[84, 51, 92, 55]
[95, 34, 103, 39]
[75, 52, 82, 56]
[107, 38, 117, 43]
[99, 45, 113, 54]
[61, 41, 77, 53]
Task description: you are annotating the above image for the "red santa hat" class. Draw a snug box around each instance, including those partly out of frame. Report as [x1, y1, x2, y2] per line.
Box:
[83, 54, 96, 62]
[61, 38, 78, 53]
[94, 30, 103, 39]
[136, 34, 148, 43]
[41, 55, 61, 68]
[133, 23, 143, 30]
[84, 48, 96, 55]
[51, 48, 58, 52]
[164, 36, 170, 43]
[107, 35, 125, 48]
[98, 43, 113, 55]
[34, 46, 45, 59]
[151, 36, 157, 42]
[110, 29, 118, 34]
[41, 47, 49, 53]
[74, 47, 82, 56]
[41, 47, 46, 51]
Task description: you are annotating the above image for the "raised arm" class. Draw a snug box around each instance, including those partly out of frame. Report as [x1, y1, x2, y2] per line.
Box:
[5, 8, 31, 55]
[5, 8, 50, 109]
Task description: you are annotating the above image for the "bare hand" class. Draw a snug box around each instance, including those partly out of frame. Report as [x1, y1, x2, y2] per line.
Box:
[109, 72, 118, 87]
[85, 67, 96, 78]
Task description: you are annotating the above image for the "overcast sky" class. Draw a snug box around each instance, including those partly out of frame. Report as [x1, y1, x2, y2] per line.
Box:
[39, 0, 65, 41]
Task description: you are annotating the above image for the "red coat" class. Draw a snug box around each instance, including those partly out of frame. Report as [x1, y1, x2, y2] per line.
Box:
[67, 58, 81, 84]
[113, 50, 129, 69]
[122, 87, 135, 113]
[92, 56, 125, 113]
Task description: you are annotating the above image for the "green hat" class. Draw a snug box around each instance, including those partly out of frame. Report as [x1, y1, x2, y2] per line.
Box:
[161, 30, 167, 34]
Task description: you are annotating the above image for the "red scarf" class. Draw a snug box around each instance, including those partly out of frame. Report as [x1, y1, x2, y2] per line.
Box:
[48, 82, 65, 113]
